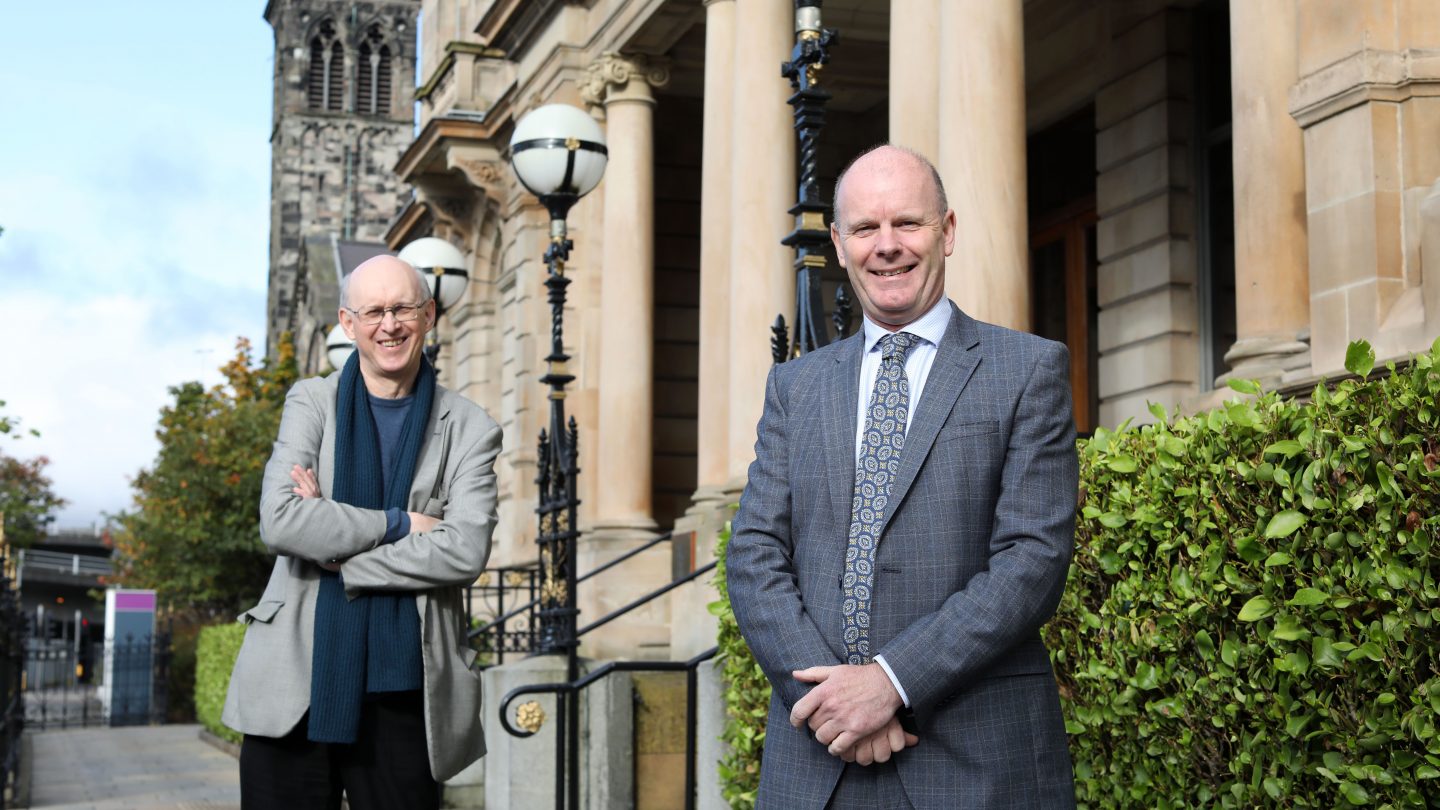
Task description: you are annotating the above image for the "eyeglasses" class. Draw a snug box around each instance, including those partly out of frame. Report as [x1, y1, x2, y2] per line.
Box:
[345, 303, 425, 326]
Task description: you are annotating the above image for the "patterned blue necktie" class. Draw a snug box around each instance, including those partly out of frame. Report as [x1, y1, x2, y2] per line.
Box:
[842, 331, 919, 665]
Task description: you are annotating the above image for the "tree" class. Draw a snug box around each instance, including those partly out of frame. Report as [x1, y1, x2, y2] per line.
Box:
[112, 337, 298, 622]
[0, 400, 66, 548]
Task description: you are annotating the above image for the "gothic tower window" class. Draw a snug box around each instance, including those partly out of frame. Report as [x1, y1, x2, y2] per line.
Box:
[306, 20, 343, 112]
[357, 25, 392, 117]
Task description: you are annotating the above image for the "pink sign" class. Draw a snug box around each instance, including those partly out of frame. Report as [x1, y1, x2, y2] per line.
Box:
[113, 591, 156, 612]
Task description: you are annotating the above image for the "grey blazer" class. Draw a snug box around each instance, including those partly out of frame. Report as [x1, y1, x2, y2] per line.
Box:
[222, 373, 502, 782]
[728, 303, 1078, 809]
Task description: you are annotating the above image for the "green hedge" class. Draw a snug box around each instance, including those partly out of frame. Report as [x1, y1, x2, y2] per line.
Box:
[195, 622, 246, 744]
[710, 524, 767, 810]
[1050, 340, 1439, 808]
[714, 340, 1440, 809]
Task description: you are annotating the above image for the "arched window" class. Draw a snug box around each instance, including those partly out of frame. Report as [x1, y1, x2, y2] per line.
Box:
[357, 25, 392, 116]
[306, 20, 343, 112]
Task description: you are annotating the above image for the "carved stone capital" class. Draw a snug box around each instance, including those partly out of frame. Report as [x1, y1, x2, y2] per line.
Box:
[453, 158, 506, 196]
[579, 52, 672, 108]
[415, 186, 475, 245]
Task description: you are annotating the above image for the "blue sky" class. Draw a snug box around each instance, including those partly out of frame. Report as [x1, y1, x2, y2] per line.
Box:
[0, 4, 275, 530]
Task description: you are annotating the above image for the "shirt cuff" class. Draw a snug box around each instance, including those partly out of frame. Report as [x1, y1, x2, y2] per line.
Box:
[382, 507, 410, 543]
[873, 654, 911, 708]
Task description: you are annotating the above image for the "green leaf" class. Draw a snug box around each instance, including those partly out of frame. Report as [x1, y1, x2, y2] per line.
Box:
[1264, 552, 1293, 567]
[1228, 378, 1260, 395]
[1417, 764, 1440, 779]
[1220, 638, 1239, 667]
[1098, 512, 1127, 528]
[1287, 588, 1328, 607]
[1272, 616, 1307, 641]
[1147, 402, 1168, 423]
[1107, 455, 1138, 473]
[1345, 340, 1375, 378]
[1265, 510, 1306, 538]
[1237, 597, 1274, 622]
[1264, 439, 1304, 458]
[1339, 780, 1369, 805]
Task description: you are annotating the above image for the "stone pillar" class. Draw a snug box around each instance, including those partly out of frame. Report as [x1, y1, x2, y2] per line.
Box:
[695, 0, 736, 502]
[583, 52, 669, 534]
[576, 53, 674, 661]
[1291, 0, 1440, 372]
[1219, 0, 1309, 388]
[936, 0, 1029, 330]
[726, 0, 796, 487]
[888, 0, 940, 161]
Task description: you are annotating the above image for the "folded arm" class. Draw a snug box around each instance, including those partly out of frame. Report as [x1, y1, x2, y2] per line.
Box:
[258, 381, 388, 563]
[340, 421, 502, 594]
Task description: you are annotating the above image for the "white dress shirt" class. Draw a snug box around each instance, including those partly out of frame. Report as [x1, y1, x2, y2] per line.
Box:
[854, 298, 952, 709]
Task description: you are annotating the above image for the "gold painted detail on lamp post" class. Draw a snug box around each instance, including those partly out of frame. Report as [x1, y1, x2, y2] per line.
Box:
[516, 700, 546, 733]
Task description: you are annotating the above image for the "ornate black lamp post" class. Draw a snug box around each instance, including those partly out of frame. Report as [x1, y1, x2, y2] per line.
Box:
[775, 0, 850, 364]
[397, 236, 470, 368]
[508, 104, 608, 674]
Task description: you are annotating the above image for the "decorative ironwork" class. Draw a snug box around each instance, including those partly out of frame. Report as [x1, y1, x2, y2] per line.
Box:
[464, 564, 542, 668]
[516, 700, 546, 733]
[833, 284, 853, 340]
[771, 315, 790, 365]
[778, 0, 844, 358]
[534, 221, 583, 672]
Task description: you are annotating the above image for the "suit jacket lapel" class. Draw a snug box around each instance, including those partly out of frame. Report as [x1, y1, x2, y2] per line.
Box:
[877, 304, 981, 540]
[825, 332, 865, 517]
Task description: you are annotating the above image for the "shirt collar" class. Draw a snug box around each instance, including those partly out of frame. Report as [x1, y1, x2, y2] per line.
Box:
[861, 298, 952, 354]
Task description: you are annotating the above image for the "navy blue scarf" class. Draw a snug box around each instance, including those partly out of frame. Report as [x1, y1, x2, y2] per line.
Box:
[308, 352, 434, 743]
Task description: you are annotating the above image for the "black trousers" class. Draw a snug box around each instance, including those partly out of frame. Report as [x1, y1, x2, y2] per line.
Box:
[239, 691, 439, 810]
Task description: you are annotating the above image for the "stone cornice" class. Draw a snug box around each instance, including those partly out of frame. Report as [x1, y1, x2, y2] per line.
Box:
[578, 52, 672, 108]
[394, 115, 498, 184]
[415, 40, 508, 102]
[1291, 48, 1440, 127]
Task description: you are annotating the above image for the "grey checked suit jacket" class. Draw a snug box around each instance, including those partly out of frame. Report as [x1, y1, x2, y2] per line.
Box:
[222, 373, 502, 782]
[728, 303, 1078, 809]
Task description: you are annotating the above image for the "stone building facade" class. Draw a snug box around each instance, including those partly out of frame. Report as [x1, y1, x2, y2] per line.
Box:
[263, 0, 421, 368]
[391, 0, 1440, 664]
[377, 0, 1440, 803]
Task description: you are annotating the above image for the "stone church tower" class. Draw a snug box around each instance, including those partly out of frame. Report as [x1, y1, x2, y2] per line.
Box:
[263, 0, 419, 359]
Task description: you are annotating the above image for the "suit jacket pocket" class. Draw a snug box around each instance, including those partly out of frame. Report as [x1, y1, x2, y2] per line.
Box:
[937, 419, 999, 443]
[238, 600, 284, 624]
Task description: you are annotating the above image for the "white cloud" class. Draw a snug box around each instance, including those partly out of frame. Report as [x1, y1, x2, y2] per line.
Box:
[0, 289, 258, 530]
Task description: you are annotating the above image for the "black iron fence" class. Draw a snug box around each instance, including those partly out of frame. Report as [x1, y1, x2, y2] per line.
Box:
[23, 632, 171, 731]
[465, 565, 541, 668]
[0, 554, 22, 809]
[466, 528, 721, 810]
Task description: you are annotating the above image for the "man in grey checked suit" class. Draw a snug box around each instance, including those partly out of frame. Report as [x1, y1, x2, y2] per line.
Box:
[728, 145, 1077, 809]
[224, 256, 501, 809]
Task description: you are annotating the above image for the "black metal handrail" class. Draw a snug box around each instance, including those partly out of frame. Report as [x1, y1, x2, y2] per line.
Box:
[466, 531, 678, 649]
[499, 646, 719, 810]
[576, 559, 715, 638]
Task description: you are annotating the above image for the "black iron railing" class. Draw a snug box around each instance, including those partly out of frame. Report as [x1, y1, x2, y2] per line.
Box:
[0, 550, 22, 808]
[498, 646, 719, 810]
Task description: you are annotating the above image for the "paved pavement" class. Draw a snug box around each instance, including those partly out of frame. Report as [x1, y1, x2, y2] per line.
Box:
[26, 725, 240, 809]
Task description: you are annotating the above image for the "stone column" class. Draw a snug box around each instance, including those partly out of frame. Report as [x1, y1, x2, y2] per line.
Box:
[726, 0, 796, 487]
[576, 53, 673, 660]
[888, 0, 940, 161]
[582, 52, 669, 534]
[695, 0, 736, 501]
[1218, 0, 1309, 388]
[936, 0, 1029, 330]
